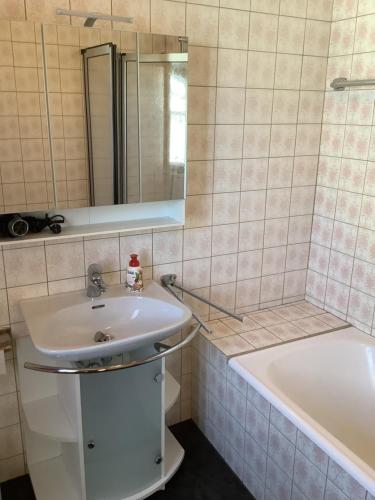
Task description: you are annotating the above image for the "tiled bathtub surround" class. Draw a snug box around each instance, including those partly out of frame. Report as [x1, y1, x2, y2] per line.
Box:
[191, 330, 374, 500]
[202, 299, 348, 356]
[306, 0, 375, 334]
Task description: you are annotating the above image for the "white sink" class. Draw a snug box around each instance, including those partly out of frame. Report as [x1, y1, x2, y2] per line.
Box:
[20, 281, 192, 361]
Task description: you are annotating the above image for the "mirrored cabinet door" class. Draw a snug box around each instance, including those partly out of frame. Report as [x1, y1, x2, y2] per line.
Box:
[137, 34, 187, 203]
[82, 43, 118, 206]
[0, 24, 188, 216]
[42, 25, 188, 211]
[42, 25, 138, 210]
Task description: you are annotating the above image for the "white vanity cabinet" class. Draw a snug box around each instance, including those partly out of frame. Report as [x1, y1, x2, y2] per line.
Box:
[17, 336, 184, 500]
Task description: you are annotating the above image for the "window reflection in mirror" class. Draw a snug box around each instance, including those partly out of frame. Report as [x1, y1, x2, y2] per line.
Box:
[136, 34, 187, 203]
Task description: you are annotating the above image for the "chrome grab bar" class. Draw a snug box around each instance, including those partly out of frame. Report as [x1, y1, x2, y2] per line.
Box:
[24, 323, 201, 375]
[161, 274, 244, 326]
[330, 77, 375, 91]
[161, 276, 211, 333]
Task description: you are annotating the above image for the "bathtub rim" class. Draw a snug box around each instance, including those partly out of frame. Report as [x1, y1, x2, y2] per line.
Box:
[229, 326, 375, 497]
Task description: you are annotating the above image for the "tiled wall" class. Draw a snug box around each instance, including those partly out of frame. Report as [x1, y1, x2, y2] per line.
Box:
[0, 0, 334, 485]
[306, 0, 375, 336]
[43, 22, 92, 208]
[0, 21, 55, 213]
[0, 1, 333, 313]
[186, 0, 332, 312]
[191, 333, 375, 500]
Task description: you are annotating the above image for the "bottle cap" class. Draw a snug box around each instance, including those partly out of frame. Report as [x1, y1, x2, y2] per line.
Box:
[129, 254, 140, 266]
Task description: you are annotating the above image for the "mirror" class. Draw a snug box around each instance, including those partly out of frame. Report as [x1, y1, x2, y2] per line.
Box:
[133, 34, 188, 204]
[0, 27, 54, 214]
[42, 24, 188, 210]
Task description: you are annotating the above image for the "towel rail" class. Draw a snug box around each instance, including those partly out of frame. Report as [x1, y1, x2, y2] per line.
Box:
[331, 77, 375, 91]
[161, 274, 244, 325]
[24, 323, 201, 375]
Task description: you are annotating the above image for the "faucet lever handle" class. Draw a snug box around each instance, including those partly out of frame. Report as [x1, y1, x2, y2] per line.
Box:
[88, 263, 103, 281]
[87, 263, 106, 297]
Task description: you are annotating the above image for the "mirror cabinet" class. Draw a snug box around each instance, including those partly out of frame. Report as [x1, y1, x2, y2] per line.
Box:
[0, 23, 188, 217]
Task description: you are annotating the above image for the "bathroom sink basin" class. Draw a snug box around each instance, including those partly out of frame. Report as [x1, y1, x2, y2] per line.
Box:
[20, 281, 192, 361]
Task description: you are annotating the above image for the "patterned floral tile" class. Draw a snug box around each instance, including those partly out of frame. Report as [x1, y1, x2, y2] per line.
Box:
[247, 383, 271, 418]
[272, 304, 311, 321]
[324, 480, 352, 500]
[204, 320, 237, 339]
[268, 425, 296, 478]
[292, 316, 332, 334]
[244, 431, 267, 480]
[293, 449, 326, 500]
[212, 335, 253, 356]
[319, 312, 349, 328]
[247, 309, 286, 327]
[221, 315, 261, 333]
[266, 457, 293, 500]
[226, 381, 246, 426]
[328, 459, 367, 500]
[240, 328, 281, 349]
[294, 300, 327, 316]
[296, 430, 329, 475]
[270, 406, 298, 444]
[266, 322, 308, 341]
[245, 403, 269, 451]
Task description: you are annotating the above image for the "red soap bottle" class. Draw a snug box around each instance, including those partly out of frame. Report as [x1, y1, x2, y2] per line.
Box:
[126, 254, 143, 291]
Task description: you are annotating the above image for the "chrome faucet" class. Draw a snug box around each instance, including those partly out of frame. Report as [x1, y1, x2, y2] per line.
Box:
[87, 264, 106, 298]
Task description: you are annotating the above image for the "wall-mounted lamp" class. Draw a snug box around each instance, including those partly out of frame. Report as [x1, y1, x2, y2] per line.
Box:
[56, 8, 134, 27]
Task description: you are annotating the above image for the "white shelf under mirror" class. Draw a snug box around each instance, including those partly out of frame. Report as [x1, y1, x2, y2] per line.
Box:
[0, 199, 185, 246]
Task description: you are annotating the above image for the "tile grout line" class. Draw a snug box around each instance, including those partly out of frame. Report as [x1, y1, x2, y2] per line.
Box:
[207, 0, 220, 321]
[234, 3, 251, 314]
[281, 12, 308, 304]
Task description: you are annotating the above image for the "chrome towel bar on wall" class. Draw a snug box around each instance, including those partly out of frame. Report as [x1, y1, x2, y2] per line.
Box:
[330, 77, 375, 91]
[160, 274, 244, 332]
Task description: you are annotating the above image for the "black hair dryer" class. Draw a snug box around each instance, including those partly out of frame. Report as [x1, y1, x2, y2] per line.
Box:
[0, 213, 65, 238]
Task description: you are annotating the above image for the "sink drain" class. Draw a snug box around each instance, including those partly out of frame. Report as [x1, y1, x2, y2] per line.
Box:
[94, 331, 113, 343]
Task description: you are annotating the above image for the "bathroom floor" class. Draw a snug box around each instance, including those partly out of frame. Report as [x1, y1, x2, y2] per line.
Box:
[0, 420, 254, 500]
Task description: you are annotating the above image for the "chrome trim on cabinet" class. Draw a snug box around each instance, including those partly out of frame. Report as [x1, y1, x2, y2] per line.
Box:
[24, 323, 200, 375]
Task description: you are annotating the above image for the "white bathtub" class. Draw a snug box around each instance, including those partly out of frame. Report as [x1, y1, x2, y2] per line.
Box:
[229, 327, 375, 496]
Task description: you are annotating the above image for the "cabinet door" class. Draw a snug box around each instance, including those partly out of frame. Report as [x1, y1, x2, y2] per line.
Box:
[80, 359, 163, 500]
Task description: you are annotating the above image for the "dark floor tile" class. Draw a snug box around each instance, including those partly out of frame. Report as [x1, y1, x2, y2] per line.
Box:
[151, 420, 254, 500]
[0, 420, 254, 500]
[1, 474, 36, 500]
